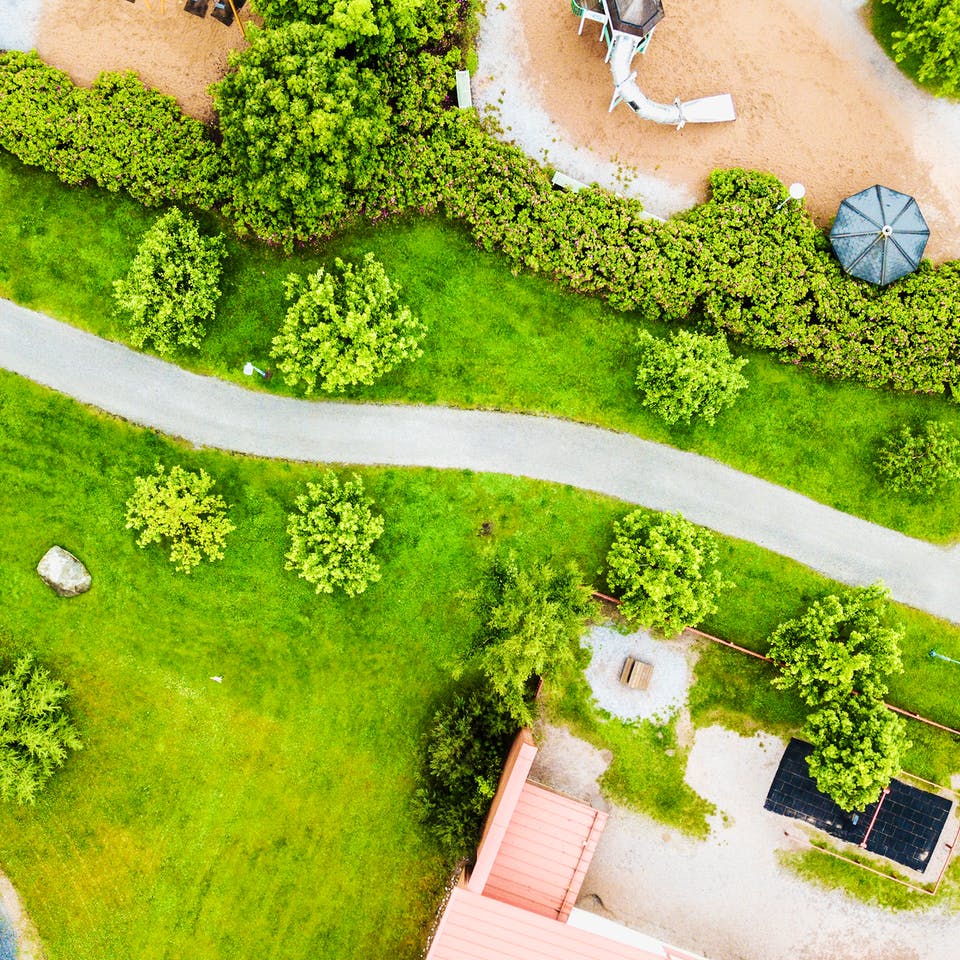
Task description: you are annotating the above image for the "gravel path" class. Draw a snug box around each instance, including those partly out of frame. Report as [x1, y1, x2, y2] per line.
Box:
[0, 0, 43, 52]
[3, 297, 960, 624]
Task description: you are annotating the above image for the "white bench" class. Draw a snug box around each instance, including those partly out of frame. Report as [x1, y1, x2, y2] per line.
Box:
[455, 70, 472, 109]
[551, 171, 588, 193]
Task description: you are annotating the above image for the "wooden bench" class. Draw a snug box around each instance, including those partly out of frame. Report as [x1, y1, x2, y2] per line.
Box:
[619, 656, 653, 690]
[455, 70, 473, 109]
[551, 171, 588, 193]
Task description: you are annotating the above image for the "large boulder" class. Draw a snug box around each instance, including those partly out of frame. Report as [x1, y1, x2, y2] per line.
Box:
[37, 546, 91, 598]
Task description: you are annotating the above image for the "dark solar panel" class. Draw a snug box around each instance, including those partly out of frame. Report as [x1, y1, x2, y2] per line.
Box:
[764, 739, 953, 872]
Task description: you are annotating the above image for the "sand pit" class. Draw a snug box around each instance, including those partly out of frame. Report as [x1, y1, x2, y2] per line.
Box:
[478, 0, 960, 263]
[35, 0, 251, 121]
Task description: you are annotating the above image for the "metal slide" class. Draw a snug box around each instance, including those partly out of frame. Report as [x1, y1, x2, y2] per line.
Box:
[607, 31, 736, 129]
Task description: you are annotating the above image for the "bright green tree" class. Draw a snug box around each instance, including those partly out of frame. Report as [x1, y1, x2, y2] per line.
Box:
[766, 584, 904, 706]
[887, 0, 960, 96]
[875, 420, 960, 494]
[471, 553, 597, 726]
[271, 253, 425, 394]
[803, 699, 910, 812]
[113, 209, 225, 356]
[125, 464, 235, 573]
[0, 654, 83, 805]
[634, 329, 748, 425]
[606, 510, 728, 636]
[285, 471, 385, 596]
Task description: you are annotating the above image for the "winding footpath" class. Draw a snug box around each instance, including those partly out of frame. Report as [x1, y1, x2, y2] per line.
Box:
[3, 297, 960, 624]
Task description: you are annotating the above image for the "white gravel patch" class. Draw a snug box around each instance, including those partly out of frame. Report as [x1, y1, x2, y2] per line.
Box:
[0, 0, 43, 52]
[472, 0, 691, 218]
[581, 624, 692, 724]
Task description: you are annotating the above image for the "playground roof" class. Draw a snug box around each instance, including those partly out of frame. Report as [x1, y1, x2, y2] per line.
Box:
[605, 0, 665, 38]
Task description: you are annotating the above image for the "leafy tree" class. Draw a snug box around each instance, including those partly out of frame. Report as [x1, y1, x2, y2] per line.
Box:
[767, 584, 904, 706]
[804, 699, 910, 812]
[0, 654, 82, 805]
[285, 471, 384, 596]
[874, 420, 960, 494]
[125, 464, 235, 573]
[887, 0, 960, 96]
[470, 554, 597, 726]
[415, 683, 517, 858]
[606, 510, 727, 636]
[271, 253, 425, 394]
[214, 22, 392, 240]
[113, 209, 226, 356]
[634, 329, 749, 426]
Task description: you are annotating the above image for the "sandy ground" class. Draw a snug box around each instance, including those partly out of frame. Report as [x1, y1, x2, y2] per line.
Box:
[477, 0, 960, 262]
[0, 872, 44, 960]
[533, 722, 960, 960]
[34, 0, 251, 121]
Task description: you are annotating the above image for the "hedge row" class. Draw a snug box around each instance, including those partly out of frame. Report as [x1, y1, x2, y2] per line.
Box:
[0, 51, 225, 208]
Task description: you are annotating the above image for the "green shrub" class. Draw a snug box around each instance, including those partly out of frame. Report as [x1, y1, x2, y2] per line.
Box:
[0, 51, 226, 208]
[0, 654, 83, 805]
[125, 463, 235, 573]
[875, 420, 960, 494]
[606, 509, 728, 636]
[804, 699, 910, 812]
[271, 253, 425, 394]
[113, 209, 226, 356]
[886, 0, 960, 96]
[285, 471, 384, 596]
[415, 683, 517, 858]
[470, 553, 596, 726]
[634, 329, 748, 425]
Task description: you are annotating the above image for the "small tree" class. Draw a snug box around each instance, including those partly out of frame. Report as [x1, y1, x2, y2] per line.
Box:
[606, 509, 727, 636]
[415, 684, 517, 858]
[271, 253, 426, 394]
[113, 209, 226, 356]
[470, 554, 596, 726]
[0, 654, 82, 805]
[874, 420, 960, 494]
[888, 0, 960, 97]
[634, 329, 748, 425]
[803, 700, 910, 812]
[767, 584, 904, 706]
[125, 463, 235, 573]
[285, 471, 384, 596]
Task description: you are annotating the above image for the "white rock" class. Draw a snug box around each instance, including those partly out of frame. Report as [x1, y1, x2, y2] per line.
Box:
[36, 546, 91, 598]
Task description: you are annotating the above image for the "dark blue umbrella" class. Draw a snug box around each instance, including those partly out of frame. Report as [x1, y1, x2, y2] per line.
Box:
[829, 185, 929, 286]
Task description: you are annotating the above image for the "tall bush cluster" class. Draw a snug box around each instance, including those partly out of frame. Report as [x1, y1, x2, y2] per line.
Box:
[884, 0, 960, 96]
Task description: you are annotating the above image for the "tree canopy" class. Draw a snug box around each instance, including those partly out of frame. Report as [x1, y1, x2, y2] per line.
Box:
[606, 510, 727, 636]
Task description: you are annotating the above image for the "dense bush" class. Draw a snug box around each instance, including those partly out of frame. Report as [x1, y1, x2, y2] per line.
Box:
[885, 0, 960, 96]
[0, 51, 225, 208]
[606, 509, 727, 636]
[470, 553, 596, 726]
[113, 209, 226, 356]
[125, 464, 236, 572]
[285, 471, 384, 596]
[874, 420, 960, 493]
[271, 253, 425, 394]
[634, 329, 748, 425]
[0, 654, 83, 805]
[415, 683, 517, 858]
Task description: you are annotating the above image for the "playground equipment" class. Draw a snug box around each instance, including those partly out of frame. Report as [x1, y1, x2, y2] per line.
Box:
[572, 0, 736, 129]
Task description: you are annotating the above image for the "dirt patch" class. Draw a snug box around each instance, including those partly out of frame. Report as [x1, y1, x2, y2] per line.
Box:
[35, 0, 252, 121]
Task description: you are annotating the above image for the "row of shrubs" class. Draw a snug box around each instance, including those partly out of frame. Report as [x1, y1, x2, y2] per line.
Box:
[4, 40, 960, 400]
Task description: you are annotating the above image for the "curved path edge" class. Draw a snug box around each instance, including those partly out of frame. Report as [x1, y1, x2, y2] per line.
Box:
[3, 297, 960, 624]
[0, 869, 45, 960]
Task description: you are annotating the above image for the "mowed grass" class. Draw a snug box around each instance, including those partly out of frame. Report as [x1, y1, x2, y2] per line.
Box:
[4, 151, 960, 542]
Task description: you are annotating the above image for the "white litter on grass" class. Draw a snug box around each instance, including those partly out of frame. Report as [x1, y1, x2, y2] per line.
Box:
[473, 0, 693, 219]
[0, 0, 43, 52]
[581, 624, 691, 724]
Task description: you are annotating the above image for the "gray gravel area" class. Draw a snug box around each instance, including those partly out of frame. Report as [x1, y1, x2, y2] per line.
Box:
[0, 0, 42, 52]
[4, 298, 960, 624]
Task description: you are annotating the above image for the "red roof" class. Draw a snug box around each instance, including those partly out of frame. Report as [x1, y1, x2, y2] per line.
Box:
[428, 887, 672, 960]
[482, 781, 606, 920]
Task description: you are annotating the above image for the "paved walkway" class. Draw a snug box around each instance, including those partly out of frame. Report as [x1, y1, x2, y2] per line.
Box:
[3, 297, 959, 623]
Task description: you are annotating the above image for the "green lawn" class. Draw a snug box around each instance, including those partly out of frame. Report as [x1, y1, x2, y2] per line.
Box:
[4, 151, 960, 543]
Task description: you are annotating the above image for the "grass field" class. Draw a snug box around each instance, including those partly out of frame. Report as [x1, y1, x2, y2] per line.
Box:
[4, 152, 960, 543]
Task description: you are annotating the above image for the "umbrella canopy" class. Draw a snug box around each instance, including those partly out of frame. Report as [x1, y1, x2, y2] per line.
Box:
[605, 0, 665, 38]
[829, 185, 929, 286]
